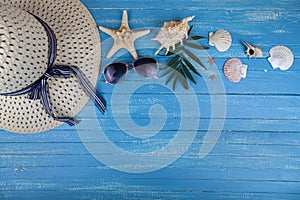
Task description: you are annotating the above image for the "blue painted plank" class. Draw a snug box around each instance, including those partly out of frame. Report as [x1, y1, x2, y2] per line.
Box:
[91, 9, 300, 34]
[1, 130, 300, 145]
[96, 70, 300, 94]
[99, 42, 300, 59]
[2, 190, 300, 200]
[1, 141, 299, 157]
[77, 118, 300, 132]
[72, 94, 300, 120]
[82, 0, 300, 10]
[1, 153, 300, 169]
[0, 178, 299, 194]
[90, 9, 300, 23]
[1, 165, 300, 181]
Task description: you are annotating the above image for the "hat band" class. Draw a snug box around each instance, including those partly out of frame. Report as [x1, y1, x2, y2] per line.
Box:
[0, 13, 106, 126]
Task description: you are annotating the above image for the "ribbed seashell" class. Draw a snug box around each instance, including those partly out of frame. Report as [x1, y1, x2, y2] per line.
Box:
[208, 29, 232, 52]
[223, 58, 248, 82]
[243, 41, 263, 58]
[267, 45, 294, 70]
[152, 16, 194, 55]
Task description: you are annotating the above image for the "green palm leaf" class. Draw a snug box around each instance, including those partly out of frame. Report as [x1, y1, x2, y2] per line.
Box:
[172, 75, 179, 91]
[183, 48, 207, 70]
[160, 59, 181, 77]
[166, 70, 178, 85]
[178, 69, 189, 89]
[182, 56, 201, 77]
[161, 55, 180, 70]
[158, 24, 208, 91]
[188, 36, 206, 41]
[182, 63, 197, 84]
[185, 41, 209, 50]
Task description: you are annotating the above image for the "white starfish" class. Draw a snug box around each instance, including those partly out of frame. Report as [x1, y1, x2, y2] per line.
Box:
[99, 10, 150, 59]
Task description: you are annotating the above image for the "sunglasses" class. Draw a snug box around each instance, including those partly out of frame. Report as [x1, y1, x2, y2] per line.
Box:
[103, 57, 158, 84]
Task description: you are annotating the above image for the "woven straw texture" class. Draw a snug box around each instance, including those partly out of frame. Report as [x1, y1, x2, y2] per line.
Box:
[0, 0, 101, 134]
[0, 5, 48, 93]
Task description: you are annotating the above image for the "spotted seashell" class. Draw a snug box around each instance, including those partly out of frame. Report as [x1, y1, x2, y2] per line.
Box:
[152, 16, 194, 55]
[243, 41, 263, 58]
[223, 58, 248, 82]
[209, 29, 232, 52]
[267, 45, 294, 71]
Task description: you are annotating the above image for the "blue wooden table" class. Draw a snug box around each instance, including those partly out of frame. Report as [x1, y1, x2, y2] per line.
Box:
[1, 0, 300, 199]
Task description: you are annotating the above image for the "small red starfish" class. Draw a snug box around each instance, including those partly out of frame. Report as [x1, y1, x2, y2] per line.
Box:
[210, 74, 215, 81]
[208, 57, 215, 66]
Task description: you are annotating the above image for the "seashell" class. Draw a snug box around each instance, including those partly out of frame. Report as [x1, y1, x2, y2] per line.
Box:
[243, 41, 263, 58]
[267, 45, 294, 70]
[223, 58, 248, 82]
[208, 29, 232, 52]
[152, 16, 194, 55]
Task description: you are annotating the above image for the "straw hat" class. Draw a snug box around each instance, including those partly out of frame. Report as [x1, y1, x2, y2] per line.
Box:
[0, 0, 103, 134]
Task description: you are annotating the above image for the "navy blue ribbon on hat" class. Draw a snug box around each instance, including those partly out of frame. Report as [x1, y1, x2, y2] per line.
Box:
[1, 13, 106, 126]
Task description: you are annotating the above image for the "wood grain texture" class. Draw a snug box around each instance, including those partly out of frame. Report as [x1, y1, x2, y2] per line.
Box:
[1, 0, 300, 199]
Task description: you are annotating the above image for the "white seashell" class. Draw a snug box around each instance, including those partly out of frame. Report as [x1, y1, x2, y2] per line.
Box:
[152, 16, 194, 55]
[267, 45, 294, 70]
[208, 29, 232, 52]
[243, 41, 263, 58]
[223, 58, 248, 82]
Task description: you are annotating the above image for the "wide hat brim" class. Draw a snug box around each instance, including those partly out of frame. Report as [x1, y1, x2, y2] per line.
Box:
[0, 0, 101, 134]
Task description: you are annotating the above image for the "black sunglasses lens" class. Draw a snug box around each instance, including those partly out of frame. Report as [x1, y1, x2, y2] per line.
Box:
[104, 63, 127, 84]
[133, 57, 158, 79]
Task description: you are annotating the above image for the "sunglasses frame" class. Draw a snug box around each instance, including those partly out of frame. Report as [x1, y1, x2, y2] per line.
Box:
[103, 57, 158, 84]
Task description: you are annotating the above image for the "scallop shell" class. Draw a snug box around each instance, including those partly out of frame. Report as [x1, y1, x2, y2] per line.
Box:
[209, 29, 232, 52]
[152, 16, 194, 55]
[223, 58, 248, 82]
[243, 41, 263, 58]
[267, 45, 294, 70]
